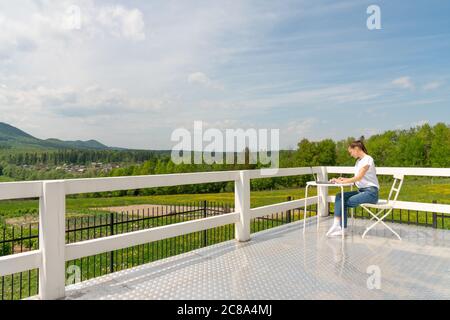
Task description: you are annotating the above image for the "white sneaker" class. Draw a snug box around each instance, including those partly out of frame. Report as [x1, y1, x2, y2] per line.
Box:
[328, 226, 344, 237]
[326, 224, 339, 236]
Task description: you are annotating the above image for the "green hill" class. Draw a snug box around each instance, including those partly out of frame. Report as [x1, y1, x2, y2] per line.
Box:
[0, 122, 111, 150]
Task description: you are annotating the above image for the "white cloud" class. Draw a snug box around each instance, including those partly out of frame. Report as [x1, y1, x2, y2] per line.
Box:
[188, 72, 224, 90]
[285, 118, 318, 135]
[197, 83, 382, 111]
[392, 76, 414, 90]
[411, 120, 429, 127]
[0, 83, 165, 118]
[97, 5, 146, 41]
[0, 14, 37, 60]
[281, 118, 319, 147]
[396, 120, 429, 130]
[422, 81, 442, 91]
[0, 1, 146, 63]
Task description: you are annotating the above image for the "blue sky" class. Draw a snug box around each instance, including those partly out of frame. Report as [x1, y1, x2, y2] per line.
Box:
[0, 0, 449, 150]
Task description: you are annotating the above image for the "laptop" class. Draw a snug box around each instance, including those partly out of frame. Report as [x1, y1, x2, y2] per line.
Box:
[310, 167, 334, 184]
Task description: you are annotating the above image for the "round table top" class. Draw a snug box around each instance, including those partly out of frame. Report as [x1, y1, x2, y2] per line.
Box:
[306, 181, 354, 187]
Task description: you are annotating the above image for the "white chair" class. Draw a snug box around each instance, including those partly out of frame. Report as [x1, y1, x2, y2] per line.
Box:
[361, 174, 404, 240]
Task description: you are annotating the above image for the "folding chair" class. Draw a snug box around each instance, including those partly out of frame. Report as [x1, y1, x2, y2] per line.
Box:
[361, 174, 404, 240]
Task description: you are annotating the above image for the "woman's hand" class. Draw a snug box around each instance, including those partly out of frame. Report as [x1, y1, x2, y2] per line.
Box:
[329, 177, 347, 183]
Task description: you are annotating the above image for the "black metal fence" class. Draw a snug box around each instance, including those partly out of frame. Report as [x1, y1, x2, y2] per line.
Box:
[0, 199, 317, 300]
[0, 197, 447, 300]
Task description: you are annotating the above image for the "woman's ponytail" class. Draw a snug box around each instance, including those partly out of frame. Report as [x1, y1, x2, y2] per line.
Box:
[349, 140, 368, 154]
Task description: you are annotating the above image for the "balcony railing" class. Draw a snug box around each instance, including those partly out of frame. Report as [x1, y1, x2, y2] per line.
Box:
[0, 166, 449, 299]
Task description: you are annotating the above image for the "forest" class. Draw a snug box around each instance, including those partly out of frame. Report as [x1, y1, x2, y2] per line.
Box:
[0, 122, 448, 196]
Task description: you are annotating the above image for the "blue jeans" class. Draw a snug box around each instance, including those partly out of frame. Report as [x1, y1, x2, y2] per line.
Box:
[334, 186, 379, 228]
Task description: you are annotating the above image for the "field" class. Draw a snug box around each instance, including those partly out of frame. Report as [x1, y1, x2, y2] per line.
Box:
[0, 176, 449, 225]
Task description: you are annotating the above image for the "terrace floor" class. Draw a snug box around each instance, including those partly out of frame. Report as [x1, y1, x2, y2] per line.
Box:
[63, 216, 450, 300]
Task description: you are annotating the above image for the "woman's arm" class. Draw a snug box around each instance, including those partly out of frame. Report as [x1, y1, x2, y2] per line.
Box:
[331, 165, 369, 184]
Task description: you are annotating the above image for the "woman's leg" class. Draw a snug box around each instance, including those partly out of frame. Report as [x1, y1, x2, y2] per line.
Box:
[347, 189, 379, 210]
[334, 190, 359, 228]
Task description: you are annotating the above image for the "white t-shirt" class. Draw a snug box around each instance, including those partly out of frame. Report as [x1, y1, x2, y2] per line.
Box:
[354, 154, 379, 189]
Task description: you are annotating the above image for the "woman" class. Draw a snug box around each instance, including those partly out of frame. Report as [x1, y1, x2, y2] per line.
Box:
[326, 140, 379, 237]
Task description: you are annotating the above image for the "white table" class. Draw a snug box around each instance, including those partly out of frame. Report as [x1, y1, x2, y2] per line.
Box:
[303, 181, 354, 239]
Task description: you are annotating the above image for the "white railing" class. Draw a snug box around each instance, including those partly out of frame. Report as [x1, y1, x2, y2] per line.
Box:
[0, 166, 449, 299]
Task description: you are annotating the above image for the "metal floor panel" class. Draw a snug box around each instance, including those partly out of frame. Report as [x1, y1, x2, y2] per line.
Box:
[64, 217, 450, 300]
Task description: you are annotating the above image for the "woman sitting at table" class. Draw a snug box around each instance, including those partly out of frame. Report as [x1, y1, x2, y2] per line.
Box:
[326, 140, 379, 237]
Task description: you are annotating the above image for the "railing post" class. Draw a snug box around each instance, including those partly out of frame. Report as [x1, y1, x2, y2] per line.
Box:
[39, 180, 66, 300]
[317, 166, 329, 217]
[286, 196, 292, 223]
[110, 212, 114, 273]
[432, 200, 437, 229]
[235, 170, 250, 242]
[203, 200, 207, 247]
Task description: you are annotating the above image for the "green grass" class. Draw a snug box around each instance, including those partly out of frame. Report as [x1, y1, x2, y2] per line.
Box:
[0, 177, 449, 223]
[0, 176, 14, 182]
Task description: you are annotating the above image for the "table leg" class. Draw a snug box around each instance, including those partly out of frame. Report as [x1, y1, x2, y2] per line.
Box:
[303, 185, 309, 234]
[317, 186, 320, 231]
[341, 186, 345, 240]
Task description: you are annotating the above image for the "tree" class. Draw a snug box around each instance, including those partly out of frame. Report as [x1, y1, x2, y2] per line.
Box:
[416, 123, 433, 166]
[295, 139, 317, 166]
[397, 130, 425, 166]
[316, 139, 336, 165]
[430, 123, 450, 167]
[365, 131, 398, 166]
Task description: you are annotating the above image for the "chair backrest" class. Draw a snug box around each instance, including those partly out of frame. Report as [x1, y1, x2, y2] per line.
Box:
[387, 173, 404, 204]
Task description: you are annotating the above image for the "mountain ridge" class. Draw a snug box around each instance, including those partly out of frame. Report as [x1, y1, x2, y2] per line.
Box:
[0, 122, 113, 150]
